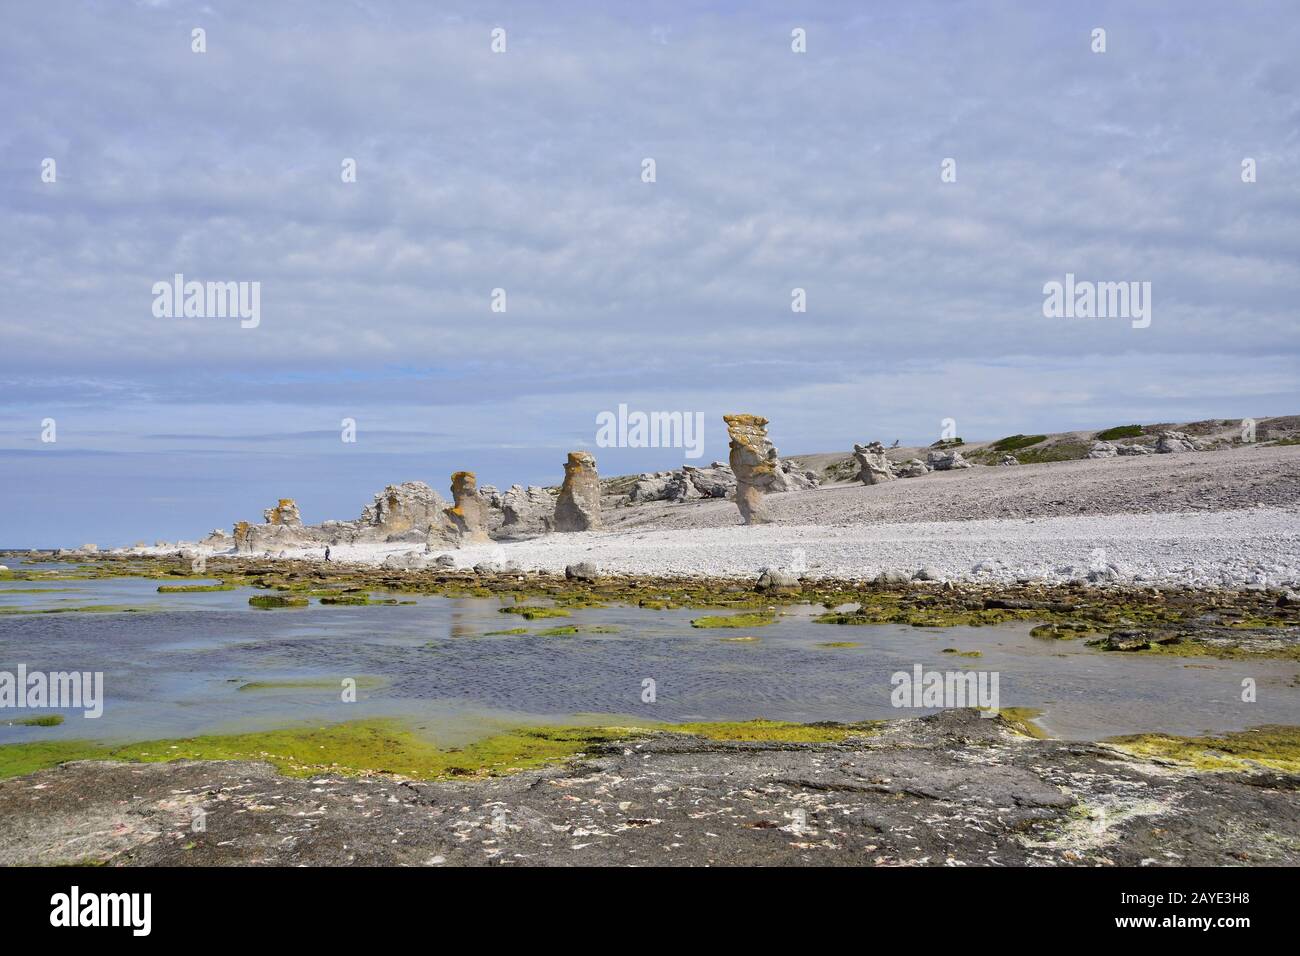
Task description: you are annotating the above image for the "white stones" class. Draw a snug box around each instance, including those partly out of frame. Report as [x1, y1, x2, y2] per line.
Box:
[926, 449, 972, 471]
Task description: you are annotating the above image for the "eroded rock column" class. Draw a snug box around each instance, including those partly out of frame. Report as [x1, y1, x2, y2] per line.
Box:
[724, 414, 783, 524]
[553, 451, 603, 531]
[444, 471, 491, 544]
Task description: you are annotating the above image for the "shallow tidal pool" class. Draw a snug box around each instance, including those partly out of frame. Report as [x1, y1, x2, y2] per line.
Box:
[2, 570, 1298, 750]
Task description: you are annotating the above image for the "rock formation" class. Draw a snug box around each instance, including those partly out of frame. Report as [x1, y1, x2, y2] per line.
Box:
[262, 498, 303, 527]
[724, 414, 789, 524]
[926, 449, 973, 471]
[233, 501, 317, 553]
[853, 442, 895, 485]
[1155, 431, 1197, 454]
[444, 471, 491, 543]
[894, 458, 930, 478]
[554, 452, 603, 532]
[998, 454, 1020, 466]
[360, 482, 449, 540]
[500, 484, 554, 535]
[1087, 441, 1118, 459]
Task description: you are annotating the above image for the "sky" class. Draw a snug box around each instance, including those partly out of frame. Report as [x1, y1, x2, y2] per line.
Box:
[1, 0, 1297, 547]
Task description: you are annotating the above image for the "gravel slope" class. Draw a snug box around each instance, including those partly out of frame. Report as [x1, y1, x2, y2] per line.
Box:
[195, 445, 1300, 589]
[446, 506, 1300, 588]
[606, 444, 1300, 530]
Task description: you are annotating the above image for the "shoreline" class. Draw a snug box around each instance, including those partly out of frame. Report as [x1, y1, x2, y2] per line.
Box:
[2, 711, 1296, 867]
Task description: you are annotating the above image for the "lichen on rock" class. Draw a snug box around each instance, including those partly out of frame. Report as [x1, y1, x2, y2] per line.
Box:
[554, 452, 603, 532]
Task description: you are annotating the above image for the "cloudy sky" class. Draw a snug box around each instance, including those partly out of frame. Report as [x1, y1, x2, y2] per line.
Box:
[1, 0, 1297, 546]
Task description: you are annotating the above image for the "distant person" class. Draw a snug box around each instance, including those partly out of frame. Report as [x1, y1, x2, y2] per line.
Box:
[324, 546, 331, 562]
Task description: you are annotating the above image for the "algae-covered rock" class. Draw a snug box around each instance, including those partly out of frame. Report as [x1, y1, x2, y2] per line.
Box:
[248, 594, 308, 609]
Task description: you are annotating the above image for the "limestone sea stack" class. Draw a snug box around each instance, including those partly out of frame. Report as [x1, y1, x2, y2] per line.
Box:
[723, 413, 787, 524]
[444, 471, 491, 544]
[262, 498, 303, 527]
[553, 451, 603, 532]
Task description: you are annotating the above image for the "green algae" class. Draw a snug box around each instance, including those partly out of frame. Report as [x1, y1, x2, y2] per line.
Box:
[0, 604, 155, 616]
[816, 641, 860, 648]
[0, 587, 82, 594]
[236, 676, 385, 693]
[535, 625, 579, 636]
[941, 648, 983, 658]
[318, 593, 373, 605]
[1106, 725, 1300, 773]
[691, 612, 776, 629]
[248, 594, 309, 609]
[0, 719, 649, 782]
[484, 627, 529, 636]
[667, 719, 878, 742]
[1030, 622, 1091, 639]
[156, 583, 236, 593]
[990, 707, 1048, 739]
[498, 605, 570, 620]
[5, 714, 64, 727]
[0, 716, 893, 782]
[720, 635, 760, 642]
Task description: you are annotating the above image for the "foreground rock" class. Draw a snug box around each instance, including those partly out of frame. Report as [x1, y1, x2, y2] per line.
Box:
[2, 711, 1294, 867]
[553, 452, 604, 532]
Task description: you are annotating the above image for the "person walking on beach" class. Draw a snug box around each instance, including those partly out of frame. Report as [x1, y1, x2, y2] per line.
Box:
[324, 546, 331, 562]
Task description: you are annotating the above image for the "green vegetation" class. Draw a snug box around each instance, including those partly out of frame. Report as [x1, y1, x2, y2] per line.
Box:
[6, 714, 64, 727]
[535, 625, 579, 636]
[0, 716, 878, 782]
[1030, 622, 1092, 639]
[484, 627, 529, 636]
[666, 718, 878, 742]
[236, 676, 384, 693]
[691, 612, 776, 629]
[994, 707, 1048, 739]
[1096, 424, 1144, 441]
[0, 720, 648, 781]
[498, 605, 570, 619]
[248, 594, 308, 609]
[0, 604, 153, 616]
[990, 434, 1048, 452]
[816, 641, 860, 648]
[1010, 440, 1092, 464]
[157, 583, 236, 593]
[941, 647, 983, 657]
[1107, 725, 1300, 773]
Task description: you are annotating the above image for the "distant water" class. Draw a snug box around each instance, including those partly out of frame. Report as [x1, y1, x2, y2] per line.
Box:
[2, 568, 1297, 747]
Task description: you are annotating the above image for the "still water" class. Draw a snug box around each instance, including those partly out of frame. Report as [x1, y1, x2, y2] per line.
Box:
[2, 570, 1297, 747]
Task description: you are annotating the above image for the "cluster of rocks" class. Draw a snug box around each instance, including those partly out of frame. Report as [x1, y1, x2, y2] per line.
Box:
[629, 462, 735, 503]
[1088, 431, 1200, 459]
[851, 441, 970, 485]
